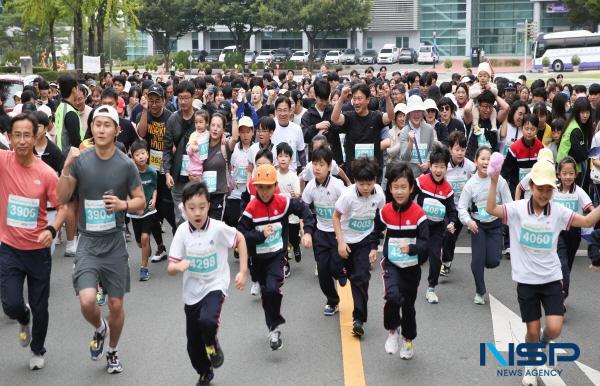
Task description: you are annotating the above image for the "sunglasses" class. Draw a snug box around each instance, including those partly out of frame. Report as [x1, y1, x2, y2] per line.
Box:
[439, 105, 451, 112]
[426, 109, 437, 114]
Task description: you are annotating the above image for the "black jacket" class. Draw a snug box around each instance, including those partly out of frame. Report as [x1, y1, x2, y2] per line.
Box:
[300, 104, 344, 166]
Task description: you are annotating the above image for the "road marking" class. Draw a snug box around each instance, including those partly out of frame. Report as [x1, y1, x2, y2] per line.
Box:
[454, 247, 588, 256]
[575, 361, 600, 385]
[338, 283, 366, 386]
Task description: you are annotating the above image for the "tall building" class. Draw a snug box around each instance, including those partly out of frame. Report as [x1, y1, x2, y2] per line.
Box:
[127, 0, 575, 59]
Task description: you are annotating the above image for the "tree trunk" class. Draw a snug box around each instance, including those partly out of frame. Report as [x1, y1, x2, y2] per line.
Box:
[96, 0, 107, 69]
[306, 31, 315, 72]
[74, 7, 84, 75]
[49, 18, 58, 71]
[88, 23, 96, 56]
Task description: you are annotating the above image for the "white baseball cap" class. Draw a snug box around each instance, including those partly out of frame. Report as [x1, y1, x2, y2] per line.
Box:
[92, 105, 119, 125]
[238, 116, 254, 128]
[393, 103, 407, 115]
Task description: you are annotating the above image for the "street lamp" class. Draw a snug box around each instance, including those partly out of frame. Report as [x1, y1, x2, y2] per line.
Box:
[432, 31, 437, 69]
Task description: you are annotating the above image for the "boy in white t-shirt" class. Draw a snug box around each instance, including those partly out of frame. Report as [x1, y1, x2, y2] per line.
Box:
[302, 146, 347, 316]
[486, 155, 600, 386]
[333, 157, 385, 337]
[276, 142, 302, 277]
[168, 181, 248, 385]
[301, 135, 351, 187]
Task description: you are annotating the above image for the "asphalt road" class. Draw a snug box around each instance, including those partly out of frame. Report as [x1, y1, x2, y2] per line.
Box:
[1, 230, 599, 386]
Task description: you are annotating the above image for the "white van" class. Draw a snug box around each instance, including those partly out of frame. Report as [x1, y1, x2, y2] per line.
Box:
[377, 44, 399, 64]
[417, 45, 439, 64]
[219, 45, 236, 62]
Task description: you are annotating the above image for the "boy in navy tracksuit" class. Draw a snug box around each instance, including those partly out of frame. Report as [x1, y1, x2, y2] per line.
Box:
[413, 145, 458, 304]
[372, 162, 429, 360]
[238, 164, 315, 351]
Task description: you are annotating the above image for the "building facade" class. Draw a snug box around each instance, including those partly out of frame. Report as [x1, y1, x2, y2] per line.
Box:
[127, 0, 575, 60]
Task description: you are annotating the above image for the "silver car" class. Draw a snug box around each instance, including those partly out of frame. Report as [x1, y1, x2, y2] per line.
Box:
[340, 48, 360, 64]
[244, 50, 256, 64]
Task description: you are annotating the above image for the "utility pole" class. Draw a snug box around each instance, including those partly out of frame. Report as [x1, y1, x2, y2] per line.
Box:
[523, 19, 527, 74]
[109, 20, 113, 73]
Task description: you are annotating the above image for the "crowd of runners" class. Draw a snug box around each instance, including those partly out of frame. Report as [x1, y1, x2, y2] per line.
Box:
[1, 61, 600, 386]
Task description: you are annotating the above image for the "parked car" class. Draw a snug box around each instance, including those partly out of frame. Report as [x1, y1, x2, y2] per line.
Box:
[377, 44, 399, 64]
[325, 50, 342, 64]
[193, 50, 208, 62]
[272, 48, 292, 62]
[417, 45, 439, 64]
[244, 50, 257, 64]
[0, 75, 24, 113]
[290, 50, 309, 62]
[312, 50, 327, 63]
[398, 48, 417, 64]
[360, 49, 377, 64]
[340, 48, 360, 64]
[255, 50, 274, 64]
[205, 50, 221, 62]
[219, 45, 236, 62]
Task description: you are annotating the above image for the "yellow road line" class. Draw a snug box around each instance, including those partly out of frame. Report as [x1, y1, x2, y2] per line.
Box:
[338, 283, 366, 386]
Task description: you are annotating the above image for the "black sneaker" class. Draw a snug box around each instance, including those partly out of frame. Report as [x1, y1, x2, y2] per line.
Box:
[205, 341, 224, 368]
[196, 368, 214, 385]
[284, 261, 291, 278]
[440, 264, 450, 277]
[294, 248, 301, 263]
[352, 320, 364, 337]
[151, 244, 167, 263]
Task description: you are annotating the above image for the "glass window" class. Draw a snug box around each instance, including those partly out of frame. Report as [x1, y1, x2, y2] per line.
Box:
[367, 37, 373, 49]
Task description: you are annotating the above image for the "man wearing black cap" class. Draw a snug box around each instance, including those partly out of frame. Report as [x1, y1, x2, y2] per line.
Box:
[136, 83, 175, 260]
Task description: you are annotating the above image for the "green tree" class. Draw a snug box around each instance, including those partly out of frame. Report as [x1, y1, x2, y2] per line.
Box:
[16, 0, 66, 70]
[201, 0, 271, 53]
[270, 0, 372, 68]
[565, 0, 600, 29]
[136, 0, 209, 71]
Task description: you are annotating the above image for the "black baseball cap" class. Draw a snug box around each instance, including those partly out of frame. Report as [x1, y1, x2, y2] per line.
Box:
[217, 101, 232, 119]
[505, 82, 516, 90]
[148, 84, 164, 98]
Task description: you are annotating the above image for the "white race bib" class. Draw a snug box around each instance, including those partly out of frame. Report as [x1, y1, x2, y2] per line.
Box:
[519, 223, 552, 251]
[447, 174, 467, 196]
[355, 143, 374, 159]
[422, 197, 446, 222]
[236, 166, 248, 185]
[410, 143, 428, 164]
[84, 199, 116, 232]
[519, 168, 531, 182]
[388, 238, 418, 268]
[198, 133, 210, 161]
[149, 149, 163, 172]
[186, 247, 218, 277]
[204, 171, 217, 192]
[7, 195, 39, 229]
[255, 223, 283, 255]
[475, 200, 496, 223]
[180, 155, 190, 177]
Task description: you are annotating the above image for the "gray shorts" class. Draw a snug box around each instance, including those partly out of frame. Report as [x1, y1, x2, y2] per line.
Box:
[73, 232, 130, 298]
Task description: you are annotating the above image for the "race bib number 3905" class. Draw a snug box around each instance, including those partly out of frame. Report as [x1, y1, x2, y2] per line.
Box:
[7, 195, 39, 229]
[84, 199, 116, 232]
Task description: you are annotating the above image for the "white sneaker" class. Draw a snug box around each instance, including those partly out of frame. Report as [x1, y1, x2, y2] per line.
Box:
[19, 304, 31, 347]
[65, 240, 77, 257]
[425, 288, 439, 304]
[522, 366, 538, 386]
[399, 338, 414, 359]
[315, 264, 318, 277]
[250, 281, 260, 296]
[384, 330, 399, 354]
[474, 293, 486, 305]
[29, 354, 45, 370]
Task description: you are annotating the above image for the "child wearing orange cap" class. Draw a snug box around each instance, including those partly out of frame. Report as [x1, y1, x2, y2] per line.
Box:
[237, 164, 315, 351]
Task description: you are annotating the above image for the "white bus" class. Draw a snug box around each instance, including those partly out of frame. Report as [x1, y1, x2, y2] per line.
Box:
[533, 30, 600, 72]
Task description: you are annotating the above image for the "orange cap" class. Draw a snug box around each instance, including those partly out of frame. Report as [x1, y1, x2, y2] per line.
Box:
[253, 164, 277, 185]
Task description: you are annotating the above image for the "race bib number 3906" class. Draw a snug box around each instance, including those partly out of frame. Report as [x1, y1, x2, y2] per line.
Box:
[7, 195, 39, 229]
[84, 200, 116, 232]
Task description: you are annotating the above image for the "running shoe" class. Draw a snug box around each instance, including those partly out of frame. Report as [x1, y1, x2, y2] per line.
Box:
[352, 320, 365, 337]
[250, 281, 260, 296]
[474, 293, 486, 305]
[440, 263, 451, 277]
[399, 338, 414, 359]
[269, 327, 282, 350]
[29, 354, 44, 370]
[90, 319, 108, 361]
[323, 304, 339, 316]
[106, 350, 123, 374]
[284, 260, 291, 279]
[385, 330, 399, 354]
[19, 305, 31, 347]
[151, 244, 167, 263]
[65, 240, 77, 257]
[314, 264, 318, 277]
[196, 368, 214, 385]
[205, 342, 224, 368]
[139, 267, 150, 281]
[96, 285, 107, 306]
[425, 288, 439, 304]
[294, 248, 301, 263]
